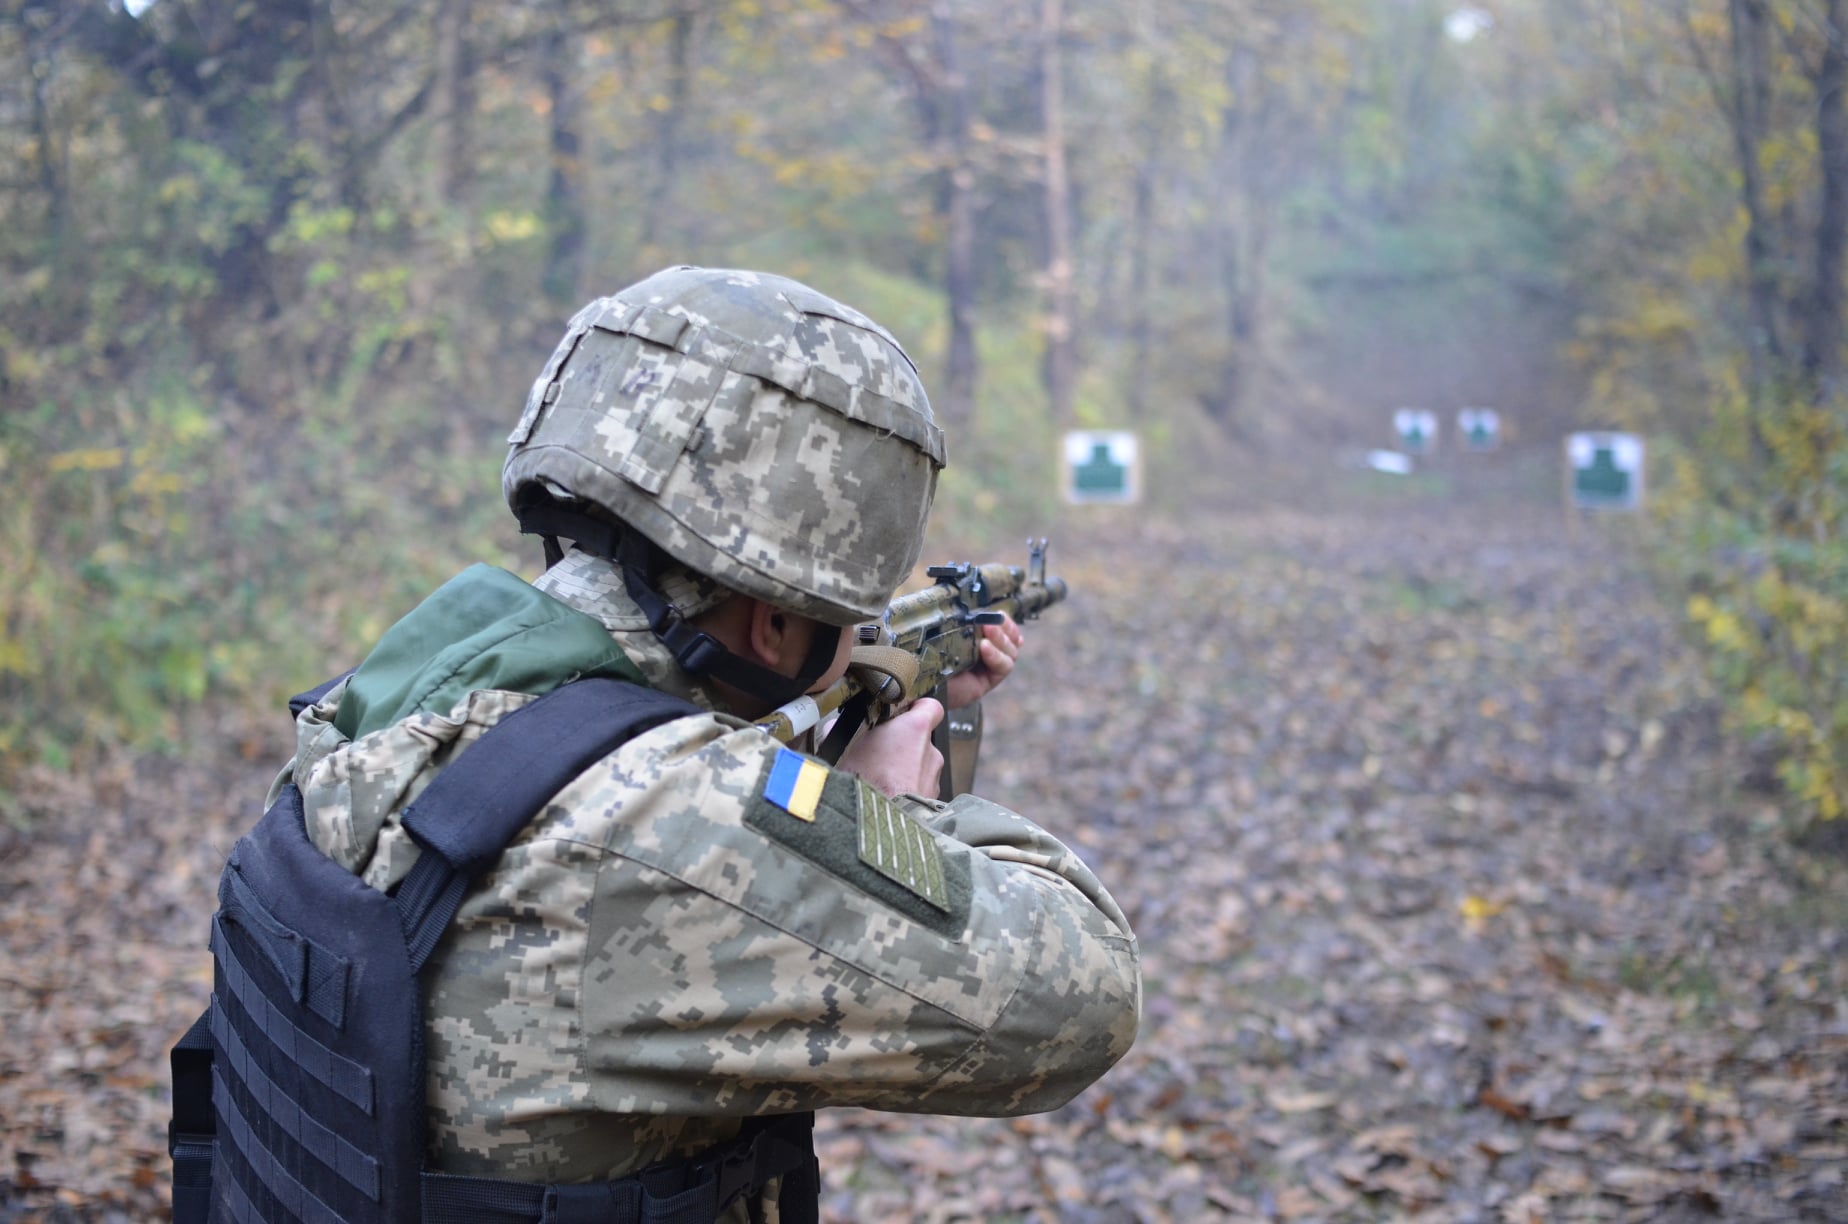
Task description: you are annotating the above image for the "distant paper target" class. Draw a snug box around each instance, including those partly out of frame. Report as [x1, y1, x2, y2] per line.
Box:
[1567, 432, 1644, 510]
[1063, 431, 1140, 504]
[1458, 408, 1501, 452]
[1393, 409, 1438, 454]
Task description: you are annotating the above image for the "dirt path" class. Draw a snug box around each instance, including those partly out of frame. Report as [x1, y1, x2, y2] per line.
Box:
[3, 496, 1844, 1222]
[818, 504, 1846, 1222]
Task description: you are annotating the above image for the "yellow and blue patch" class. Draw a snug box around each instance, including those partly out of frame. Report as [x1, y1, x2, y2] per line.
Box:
[745, 747, 974, 937]
[763, 748, 828, 822]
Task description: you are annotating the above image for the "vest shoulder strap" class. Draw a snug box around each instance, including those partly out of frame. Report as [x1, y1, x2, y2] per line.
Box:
[403, 676, 699, 880]
[394, 678, 702, 971]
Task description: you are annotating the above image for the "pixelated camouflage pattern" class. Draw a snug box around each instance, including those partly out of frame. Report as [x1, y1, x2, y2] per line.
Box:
[284, 551, 1140, 1210]
[529, 549, 724, 706]
[504, 267, 945, 626]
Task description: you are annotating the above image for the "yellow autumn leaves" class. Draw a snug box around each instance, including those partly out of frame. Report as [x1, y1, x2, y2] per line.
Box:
[1687, 574, 1848, 821]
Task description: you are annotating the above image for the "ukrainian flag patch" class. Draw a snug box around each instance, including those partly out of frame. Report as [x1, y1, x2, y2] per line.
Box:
[763, 748, 827, 822]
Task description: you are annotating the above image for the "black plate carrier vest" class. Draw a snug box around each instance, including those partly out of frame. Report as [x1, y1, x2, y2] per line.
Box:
[169, 677, 819, 1223]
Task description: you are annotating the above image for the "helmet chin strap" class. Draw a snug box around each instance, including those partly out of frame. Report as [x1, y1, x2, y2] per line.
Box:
[615, 533, 840, 709]
[511, 490, 840, 708]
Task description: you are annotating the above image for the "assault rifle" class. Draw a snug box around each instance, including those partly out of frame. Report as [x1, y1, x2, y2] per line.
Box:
[755, 539, 1069, 798]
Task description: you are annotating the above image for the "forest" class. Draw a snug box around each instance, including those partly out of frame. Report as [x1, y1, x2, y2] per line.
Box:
[2, 0, 1846, 1220]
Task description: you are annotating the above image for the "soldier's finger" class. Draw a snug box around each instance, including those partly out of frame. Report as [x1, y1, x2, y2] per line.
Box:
[979, 638, 1016, 677]
[980, 621, 1018, 656]
[997, 617, 1025, 650]
[906, 696, 946, 731]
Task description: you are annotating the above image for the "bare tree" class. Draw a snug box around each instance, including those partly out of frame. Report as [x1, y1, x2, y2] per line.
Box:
[1803, 0, 1846, 398]
[1209, 40, 1267, 430]
[433, 0, 477, 210]
[1728, 0, 1788, 393]
[639, 10, 697, 261]
[541, 19, 586, 309]
[1039, 0, 1075, 424]
[832, 0, 981, 430]
[932, 2, 979, 431]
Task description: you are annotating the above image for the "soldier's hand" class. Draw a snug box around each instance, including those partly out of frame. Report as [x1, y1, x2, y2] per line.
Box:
[838, 697, 946, 797]
[943, 614, 1024, 710]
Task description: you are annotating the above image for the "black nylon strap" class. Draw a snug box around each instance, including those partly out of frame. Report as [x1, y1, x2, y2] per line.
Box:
[399, 678, 700, 883]
[616, 533, 840, 710]
[418, 1113, 817, 1224]
[396, 857, 474, 974]
[168, 1010, 215, 1224]
[212, 1064, 347, 1224]
[815, 689, 875, 765]
[209, 1000, 382, 1201]
[209, 917, 376, 1114]
[219, 856, 350, 1027]
[512, 494, 622, 561]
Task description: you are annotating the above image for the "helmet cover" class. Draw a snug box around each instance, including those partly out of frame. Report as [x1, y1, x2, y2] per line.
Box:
[504, 267, 945, 625]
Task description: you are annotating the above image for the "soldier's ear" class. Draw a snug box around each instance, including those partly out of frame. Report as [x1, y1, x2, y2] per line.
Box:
[744, 599, 790, 670]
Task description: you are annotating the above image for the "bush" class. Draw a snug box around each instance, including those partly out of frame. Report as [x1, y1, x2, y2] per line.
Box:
[1669, 386, 1848, 825]
[0, 243, 1079, 792]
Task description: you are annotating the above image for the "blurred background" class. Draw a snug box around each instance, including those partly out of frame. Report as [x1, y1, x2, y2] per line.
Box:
[2, 1, 1845, 1220]
[1, 0, 1842, 792]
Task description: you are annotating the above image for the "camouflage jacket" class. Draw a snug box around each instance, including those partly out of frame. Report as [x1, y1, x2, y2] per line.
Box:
[275, 549, 1140, 1211]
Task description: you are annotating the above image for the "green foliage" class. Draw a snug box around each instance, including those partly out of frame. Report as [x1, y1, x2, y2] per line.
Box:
[0, 358, 530, 783]
[3, 0, 1837, 846]
[1446, 0, 1848, 837]
[2, 365, 229, 762]
[0, 140, 537, 783]
[1668, 390, 1848, 825]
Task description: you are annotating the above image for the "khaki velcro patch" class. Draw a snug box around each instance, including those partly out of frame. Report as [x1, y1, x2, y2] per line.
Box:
[855, 783, 950, 911]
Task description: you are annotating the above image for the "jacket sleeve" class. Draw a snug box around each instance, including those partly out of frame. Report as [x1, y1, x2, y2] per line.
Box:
[895, 789, 1143, 1114]
[549, 714, 1141, 1119]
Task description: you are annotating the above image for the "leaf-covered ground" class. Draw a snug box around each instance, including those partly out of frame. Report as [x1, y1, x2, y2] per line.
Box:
[4, 494, 1845, 1222]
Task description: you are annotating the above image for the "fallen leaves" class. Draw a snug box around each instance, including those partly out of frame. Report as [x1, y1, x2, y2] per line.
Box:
[1, 716, 272, 1221]
[1264, 1088, 1338, 1115]
[5, 504, 1847, 1221]
[891, 506, 1848, 1221]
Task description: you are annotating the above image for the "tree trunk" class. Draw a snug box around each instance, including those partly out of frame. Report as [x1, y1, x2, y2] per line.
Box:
[21, 18, 65, 234]
[935, 5, 977, 432]
[1039, 0, 1076, 425]
[1127, 149, 1154, 422]
[1211, 47, 1259, 431]
[1124, 55, 1175, 424]
[1728, 0, 1786, 395]
[1803, 0, 1847, 399]
[640, 12, 696, 261]
[433, 0, 475, 210]
[541, 23, 586, 311]
[309, 0, 366, 212]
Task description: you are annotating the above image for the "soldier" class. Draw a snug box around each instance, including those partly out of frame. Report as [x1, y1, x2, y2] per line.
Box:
[276, 266, 1140, 1220]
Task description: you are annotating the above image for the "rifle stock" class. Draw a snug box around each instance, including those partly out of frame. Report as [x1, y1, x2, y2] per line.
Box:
[755, 539, 1069, 797]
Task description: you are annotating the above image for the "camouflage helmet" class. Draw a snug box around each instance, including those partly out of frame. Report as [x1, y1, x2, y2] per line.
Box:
[503, 267, 945, 626]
